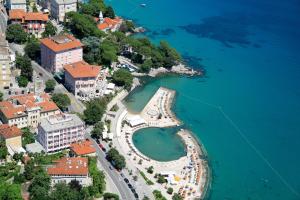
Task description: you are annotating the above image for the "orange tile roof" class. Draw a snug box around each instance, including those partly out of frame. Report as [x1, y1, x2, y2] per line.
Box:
[9, 9, 48, 22]
[70, 139, 96, 156]
[0, 93, 59, 119]
[47, 157, 88, 176]
[40, 35, 83, 52]
[97, 17, 122, 31]
[0, 124, 22, 139]
[97, 23, 109, 30]
[64, 61, 101, 78]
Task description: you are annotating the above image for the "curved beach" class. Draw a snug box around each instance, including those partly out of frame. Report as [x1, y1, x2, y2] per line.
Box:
[114, 87, 210, 199]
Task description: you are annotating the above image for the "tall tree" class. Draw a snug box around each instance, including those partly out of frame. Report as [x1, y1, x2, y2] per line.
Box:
[0, 183, 22, 200]
[104, 6, 115, 18]
[6, 24, 27, 44]
[84, 98, 107, 125]
[51, 93, 71, 111]
[112, 69, 133, 91]
[24, 40, 41, 61]
[42, 21, 57, 38]
[0, 139, 8, 159]
[45, 79, 56, 93]
[16, 54, 33, 81]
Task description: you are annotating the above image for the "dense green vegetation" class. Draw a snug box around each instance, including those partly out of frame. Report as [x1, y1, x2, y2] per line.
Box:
[106, 148, 126, 170]
[0, 91, 3, 101]
[103, 192, 119, 200]
[91, 121, 104, 139]
[0, 182, 22, 200]
[21, 127, 35, 147]
[45, 79, 56, 93]
[31, 151, 65, 165]
[24, 40, 41, 62]
[16, 54, 33, 86]
[84, 97, 107, 125]
[6, 24, 28, 44]
[88, 157, 106, 197]
[42, 21, 57, 38]
[0, 162, 20, 181]
[153, 190, 167, 200]
[112, 69, 133, 90]
[0, 139, 7, 159]
[172, 193, 183, 200]
[51, 93, 71, 111]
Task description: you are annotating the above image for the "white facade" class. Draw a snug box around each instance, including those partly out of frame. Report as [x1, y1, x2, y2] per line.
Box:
[51, 0, 77, 22]
[37, 114, 85, 153]
[50, 174, 92, 186]
[6, 0, 26, 10]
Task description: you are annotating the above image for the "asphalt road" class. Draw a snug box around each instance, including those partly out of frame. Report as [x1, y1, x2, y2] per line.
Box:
[86, 132, 136, 200]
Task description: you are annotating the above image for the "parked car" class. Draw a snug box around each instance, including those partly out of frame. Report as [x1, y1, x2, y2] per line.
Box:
[124, 178, 129, 183]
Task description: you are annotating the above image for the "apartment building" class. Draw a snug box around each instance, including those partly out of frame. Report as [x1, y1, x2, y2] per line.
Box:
[40, 35, 83, 73]
[0, 93, 60, 128]
[9, 9, 49, 38]
[0, 124, 23, 155]
[47, 157, 92, 186]
[6, 0, 26, 11]
[37, 113, 85, 153]
[50, 0, 77, 22]
[64, 61, 107, 101]
[0, 37, 12, 89]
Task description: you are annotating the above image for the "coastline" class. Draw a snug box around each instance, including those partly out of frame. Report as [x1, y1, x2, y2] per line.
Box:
[112, 87, 210, 199]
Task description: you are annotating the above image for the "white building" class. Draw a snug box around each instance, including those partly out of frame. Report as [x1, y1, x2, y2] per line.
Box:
[37, 113, 85, 153]
[47, 157, 92, 186]
[50, 0, 77, 22]
[64, 61, 107, 101]
[6, 0, 26, 10]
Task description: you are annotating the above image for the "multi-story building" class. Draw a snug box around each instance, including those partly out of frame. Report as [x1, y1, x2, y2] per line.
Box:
[9, 9, 48, 38]
[37, 113, 85, 153]
[40, 35, 83, 73]
[0, 93, 60, 128]
[47, 157, 92, 186]
[64, 61, 107, 101]
[0, 124, 23, 155]
[50, 0, 77, 22]
[0, 37, 12, 89]
[6, 0, 26, 11]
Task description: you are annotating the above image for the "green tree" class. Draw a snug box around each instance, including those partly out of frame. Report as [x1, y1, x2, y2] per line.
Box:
[82, 36, 101, 64]
[167, 187, 173, 194]
[106, 148, 126, 170]
[88, 157, 106, 196]
[141, 59, 153, 73]
[6, 24, 27, 44]
[21, 127, 35, 147]
[24, 40, 41, 61]
[50, 183, 81, 200]
[42, 21, 57, 38]
[17, 76, 28, 87]
[91, 121, 104, 139]
[158, 41, 181, 68]
[24, 160, 35, 180]
[143, 196, 150, 200]
[104, 6, 115, 18]
[112, 69, 133, 90]
[172, 193, 183, 200]
[157, 174, 166, 184]
[45, 79, 56, 93]
[0, 183, 22, 200]
[79, 0, 106, 17]
[13, 152, 23, 162]
[16, 54, 33, 81]
[0, 91, 3, 101]
[153, 190, 167, 200]
[28, 169, 51, 200]
[103, 192, 119, 200]
[84, 98, 107, 125]
[100, 40, 117, 66]
[51, 93, 71, 111]
[65, 12, 105, 39]
[0, 139, 8, 159]
[32, 3, 38, 12]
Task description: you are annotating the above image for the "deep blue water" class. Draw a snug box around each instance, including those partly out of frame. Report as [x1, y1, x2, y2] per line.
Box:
[105, 0, 300, 199]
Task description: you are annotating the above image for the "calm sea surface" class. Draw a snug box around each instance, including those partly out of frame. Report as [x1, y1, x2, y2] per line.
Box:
[105, 0, 300, 199]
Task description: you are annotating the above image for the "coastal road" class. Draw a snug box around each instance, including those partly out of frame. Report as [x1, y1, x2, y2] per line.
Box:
[85, 131, 135, 200]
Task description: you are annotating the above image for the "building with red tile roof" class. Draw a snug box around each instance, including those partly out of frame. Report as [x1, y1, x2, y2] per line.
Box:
[63, 61, 107, 101]
[9, 9, 48, 38]
[47, 157, 92, 186]
[40, 35, 83, 73]
[70, 139, 96, 156]
[0, 93, 60, 128]
[0, 124, 23, 155]
[97, 14, 122, 32]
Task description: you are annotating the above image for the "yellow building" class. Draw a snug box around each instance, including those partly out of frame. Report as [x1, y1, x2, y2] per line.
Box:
[0, 124, 22, 150]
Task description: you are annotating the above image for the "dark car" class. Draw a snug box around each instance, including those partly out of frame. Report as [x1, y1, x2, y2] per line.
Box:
[134, 193, 139, 199]
[131, 188, 136, 193]
[109, 165, 113, 170]
[124, 178, 129, 183]
[128, 183, 132, 188]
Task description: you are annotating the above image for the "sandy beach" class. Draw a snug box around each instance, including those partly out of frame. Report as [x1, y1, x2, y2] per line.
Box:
[113, 87, 210, 199]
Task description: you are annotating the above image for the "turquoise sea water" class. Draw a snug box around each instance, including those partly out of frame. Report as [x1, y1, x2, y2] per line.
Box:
[106, 0, 300, 199]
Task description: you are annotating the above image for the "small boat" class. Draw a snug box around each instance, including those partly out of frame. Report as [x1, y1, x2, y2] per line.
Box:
[140, 3, 146, 7]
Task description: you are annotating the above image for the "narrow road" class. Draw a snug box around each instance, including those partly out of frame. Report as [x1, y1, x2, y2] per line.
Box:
[85, 132, 135, 200]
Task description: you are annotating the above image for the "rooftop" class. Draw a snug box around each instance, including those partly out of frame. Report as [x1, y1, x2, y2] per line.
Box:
[0, 124, 22, 139]
[97, 17, 122, 31]
[9, 9, 48, 21]
[47, 157, 88, 176]
[40, 35, 82, 52]
[39, 113, 84, 132]
[64, 61, 101, 78]
[70, 139, 96, 156]
[0, 93, 59, 119]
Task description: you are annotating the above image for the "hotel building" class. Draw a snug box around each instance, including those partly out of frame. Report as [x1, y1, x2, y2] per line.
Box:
[47, 157, 92, 186]
[64, 61, 107, 101]
[9, 9, 49, 38]
[0, 93, 60, 129]
[41, 35, 83, 73]
[37, 113, 85, 153]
